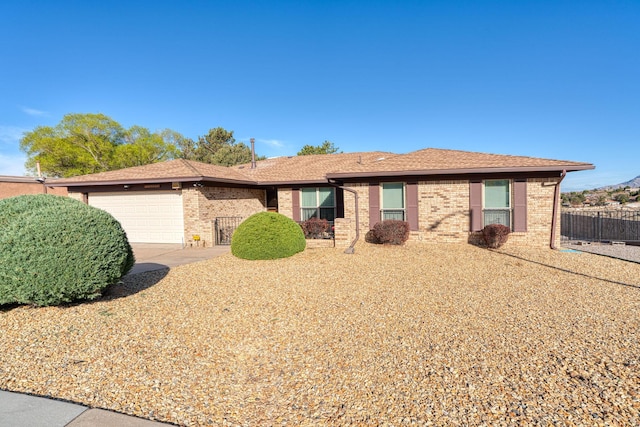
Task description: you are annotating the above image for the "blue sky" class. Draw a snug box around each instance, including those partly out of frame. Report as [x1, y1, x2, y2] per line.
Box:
[1, 0, 638, 191]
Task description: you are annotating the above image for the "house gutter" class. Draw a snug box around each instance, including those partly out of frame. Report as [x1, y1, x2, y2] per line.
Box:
[48, 176, 256, 187]
[550, 170, 567, 250]
[326, 164, 594, 180]
[328, 180, 359, 254]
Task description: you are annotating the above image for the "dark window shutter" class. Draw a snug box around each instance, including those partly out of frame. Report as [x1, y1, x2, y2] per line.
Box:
[406, 182, 419, 231]
[336, 187, 345, 218]
[369, 182, 380, 228]
[512, 179, 527, 232]
[292, 188, 300, 222]
[469, 180, 483, 231]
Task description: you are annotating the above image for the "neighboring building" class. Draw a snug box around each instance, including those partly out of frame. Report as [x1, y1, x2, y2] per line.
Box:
[49, 148, 594, 248]
[0, 176, 68, 199]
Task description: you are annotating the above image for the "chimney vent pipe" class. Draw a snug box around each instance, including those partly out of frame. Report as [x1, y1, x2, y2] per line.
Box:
[250, 138, 256, 169]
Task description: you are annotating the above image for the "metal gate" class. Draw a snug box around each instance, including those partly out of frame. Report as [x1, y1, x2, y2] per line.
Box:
[214, 217, 243, 245]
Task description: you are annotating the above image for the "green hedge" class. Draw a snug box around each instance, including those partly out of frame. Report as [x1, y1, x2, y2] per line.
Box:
[0, 195, 135, 306]
[231, 212, 306, 260]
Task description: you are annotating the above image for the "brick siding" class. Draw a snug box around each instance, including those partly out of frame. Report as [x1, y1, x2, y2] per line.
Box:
[0, 182, 67, 199]
[183, 186, 266, 246]
[277, 188, 293, 218]
[330, 178, 561, 248]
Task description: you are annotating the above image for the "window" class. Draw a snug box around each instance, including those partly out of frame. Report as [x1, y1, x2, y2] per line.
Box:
[483, 179, 511, 227]
[301, 187, 336, 222]
[381, 182, 405, 221]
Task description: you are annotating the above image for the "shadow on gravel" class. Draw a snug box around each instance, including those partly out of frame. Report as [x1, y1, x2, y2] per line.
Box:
[101, 268, 169, 301]
[0, 303, 21, 313]
[496, 251, 640, 290]
[0, 269, 169, 312]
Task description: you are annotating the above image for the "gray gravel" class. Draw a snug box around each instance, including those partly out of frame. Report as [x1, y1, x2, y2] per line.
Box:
[563, 241, 640, 264]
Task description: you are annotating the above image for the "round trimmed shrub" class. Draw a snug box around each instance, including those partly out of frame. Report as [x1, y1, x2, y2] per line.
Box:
[481, 223, 511, 249]
[231, 212, 306, 260]
[365, 220, 410, 245]
[0, 194, 135, 306]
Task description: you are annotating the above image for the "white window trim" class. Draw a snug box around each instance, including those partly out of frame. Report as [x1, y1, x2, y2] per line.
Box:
[300, 187, 336, 222]
[482, 179, 512, 228]
[380, 182, 406, 221]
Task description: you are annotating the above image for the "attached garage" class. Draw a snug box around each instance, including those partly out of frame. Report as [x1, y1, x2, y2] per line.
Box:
[88, 191, 185, 244]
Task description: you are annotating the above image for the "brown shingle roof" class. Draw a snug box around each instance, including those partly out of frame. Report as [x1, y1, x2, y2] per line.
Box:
[231, 151, 393, 184]
[53, 159, 253, 186]
[51, 148, 594, 186]
[326, 148, 594, 179]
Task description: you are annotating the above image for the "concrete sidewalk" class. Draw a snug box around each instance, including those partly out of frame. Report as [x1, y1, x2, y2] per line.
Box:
[128, 243, 230, 274]
[1, 243, 230, 426]
[0, 390, 174, 426]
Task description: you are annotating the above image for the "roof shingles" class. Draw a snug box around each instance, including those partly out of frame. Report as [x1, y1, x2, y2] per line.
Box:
[51, 148, 594, 186]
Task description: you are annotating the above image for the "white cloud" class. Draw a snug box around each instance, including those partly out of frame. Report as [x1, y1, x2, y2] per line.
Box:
[21, 106, 48, 117]
[257, 138, 285, 148]
[562, 169, 634, 192]
[0, 125, 27, 145]
[0, 126, 28, 175]
[0, 153, 27, 176]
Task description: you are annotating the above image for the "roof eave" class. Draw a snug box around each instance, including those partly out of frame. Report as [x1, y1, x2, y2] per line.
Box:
[326, 164, 595, 179]
[255, 179, 333, 186]
[49, 176, 256, 187]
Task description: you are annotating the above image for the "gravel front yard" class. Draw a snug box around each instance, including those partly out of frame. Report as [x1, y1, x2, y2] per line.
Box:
[1, 243, 639, 426]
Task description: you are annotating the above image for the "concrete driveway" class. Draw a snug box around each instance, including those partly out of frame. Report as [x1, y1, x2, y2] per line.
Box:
[129, 243, 230, 275]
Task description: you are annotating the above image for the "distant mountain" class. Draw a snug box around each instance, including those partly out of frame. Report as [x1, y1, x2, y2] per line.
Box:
[598, 175, 640, 190]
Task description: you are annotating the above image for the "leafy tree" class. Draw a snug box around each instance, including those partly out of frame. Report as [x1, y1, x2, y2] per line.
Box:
[614, 193, 629, 204]
[113, 126, 180, 169]
[569, 192, 586, 206]
[594, 195, 607, 206]
[179, 127, 264, 166]
[210, 142, 254, 167]
[20, 113, 184, 177]
[297, 140, 341, 156]
[194, 127, 236, 163]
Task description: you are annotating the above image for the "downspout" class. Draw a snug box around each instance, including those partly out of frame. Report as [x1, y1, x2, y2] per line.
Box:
[550, 170, 567, 250]
[328, 180, 359, 254]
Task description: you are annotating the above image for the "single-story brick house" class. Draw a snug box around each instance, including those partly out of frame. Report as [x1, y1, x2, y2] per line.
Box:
[0, 175, 67, 199]
[50, 148, 594, 248]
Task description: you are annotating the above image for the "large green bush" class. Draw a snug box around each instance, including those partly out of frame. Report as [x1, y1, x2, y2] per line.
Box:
[0, 194, 135, 306]
[231, 212, 306, 260]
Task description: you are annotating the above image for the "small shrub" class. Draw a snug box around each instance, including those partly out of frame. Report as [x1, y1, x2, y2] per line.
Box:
[366, 220, 410, 245]
[301, 217, 330, 239]
[364, 229, 380, 244]
[231, 212, 306, 260]
[481, 223, 511, 249]
[0, 194, 134, 307]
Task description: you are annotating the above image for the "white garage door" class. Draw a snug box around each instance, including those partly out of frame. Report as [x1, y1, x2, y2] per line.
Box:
[89, 191, 184, 244]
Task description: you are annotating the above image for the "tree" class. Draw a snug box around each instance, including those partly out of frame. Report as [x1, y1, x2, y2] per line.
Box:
[569, 192, 586, 206]
[614, 193, 630, 204]
[211, 142, 254, 167]
[297, 140, 341, 156]
[179, 127, 265, 166]
[113, 126, 181, 169]
[20, 113, 184, 177]
[594, 195, 607, 206]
